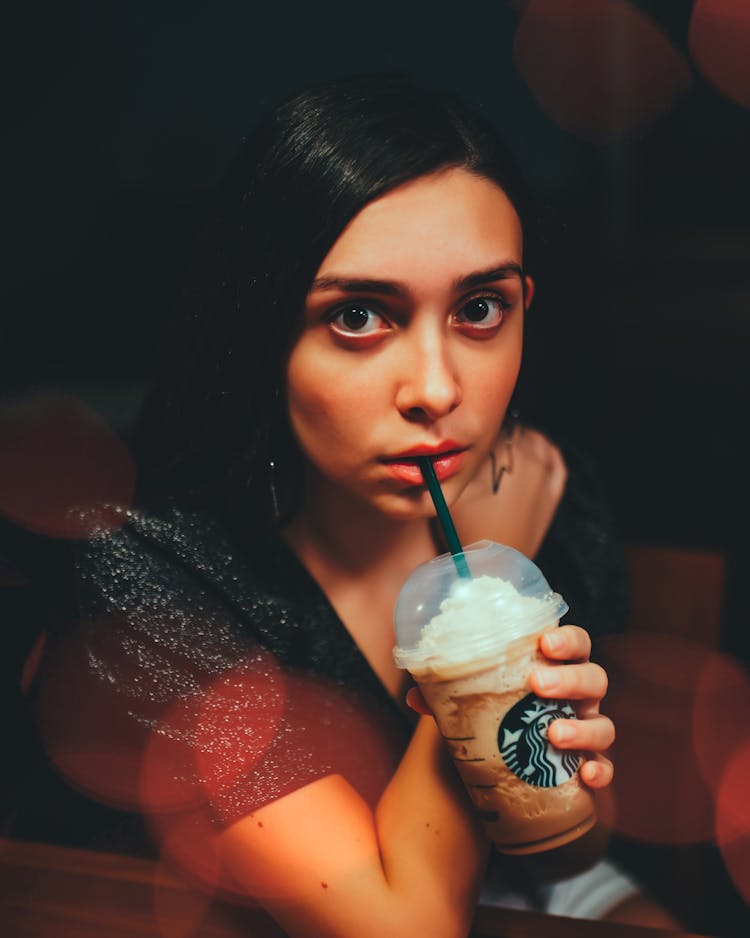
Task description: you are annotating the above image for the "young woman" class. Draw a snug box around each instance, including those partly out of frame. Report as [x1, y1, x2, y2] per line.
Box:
[22, 75, 672, 935]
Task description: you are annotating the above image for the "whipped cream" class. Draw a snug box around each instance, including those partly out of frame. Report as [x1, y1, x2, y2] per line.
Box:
[394, 574, 564, 673]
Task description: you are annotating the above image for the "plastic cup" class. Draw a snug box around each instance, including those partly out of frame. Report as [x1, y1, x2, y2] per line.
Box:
[393, 540, 596, 854]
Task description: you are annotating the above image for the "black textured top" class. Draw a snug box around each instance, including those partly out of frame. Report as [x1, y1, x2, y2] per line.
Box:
[5, 437, 628, 854]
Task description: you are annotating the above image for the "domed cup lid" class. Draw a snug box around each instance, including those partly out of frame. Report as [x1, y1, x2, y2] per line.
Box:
[393, 540, 567, 673]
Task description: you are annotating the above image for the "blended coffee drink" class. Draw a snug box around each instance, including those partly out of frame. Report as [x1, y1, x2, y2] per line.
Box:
[393, 541, 596, 854]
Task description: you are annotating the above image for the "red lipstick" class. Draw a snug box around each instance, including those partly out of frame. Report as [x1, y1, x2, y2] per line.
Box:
[382, 442, 466, 485]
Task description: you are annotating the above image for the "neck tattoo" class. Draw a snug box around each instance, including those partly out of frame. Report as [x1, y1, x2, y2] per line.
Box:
[489, 436, 515, 494]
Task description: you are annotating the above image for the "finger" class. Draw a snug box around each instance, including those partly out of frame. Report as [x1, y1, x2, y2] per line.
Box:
[539, 625, 591, 662]
[575, 698, 603, 720]
[530, 661, 608, 701]
[579, 754, 614, 789]
[405, 686, 431, 716]
[547, 714, 615, 753]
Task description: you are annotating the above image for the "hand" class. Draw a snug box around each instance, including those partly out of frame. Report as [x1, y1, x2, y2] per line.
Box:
[405, 684, 431, 715]
[530, 625, 614, 789]
[406, 624, 615, 788]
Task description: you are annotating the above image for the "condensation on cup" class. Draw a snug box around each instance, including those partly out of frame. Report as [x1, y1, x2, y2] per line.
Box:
[393, 540, 596, 855]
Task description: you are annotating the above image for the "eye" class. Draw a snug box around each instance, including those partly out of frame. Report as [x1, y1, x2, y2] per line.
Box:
[328, 304, 387, 337]
[454, 296, 507, 331]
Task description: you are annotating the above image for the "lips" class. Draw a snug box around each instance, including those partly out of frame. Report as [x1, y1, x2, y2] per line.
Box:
[381, 443, 467, 485]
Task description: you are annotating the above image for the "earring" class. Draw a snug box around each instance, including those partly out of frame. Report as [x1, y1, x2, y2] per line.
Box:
[268, 459, 280, 521]
[267, 384, 283, 523]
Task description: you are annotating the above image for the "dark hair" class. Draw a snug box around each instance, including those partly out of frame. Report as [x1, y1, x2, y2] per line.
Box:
[133, 73, 535, 530]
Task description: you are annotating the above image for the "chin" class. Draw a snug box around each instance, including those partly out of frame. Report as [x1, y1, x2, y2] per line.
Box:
[369, 489, 435, 521]
[376, 478, 469, 522]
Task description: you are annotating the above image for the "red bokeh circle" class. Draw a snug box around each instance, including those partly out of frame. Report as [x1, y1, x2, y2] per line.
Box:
[0, 391, 134, 539]
[513, 0, 691, 140]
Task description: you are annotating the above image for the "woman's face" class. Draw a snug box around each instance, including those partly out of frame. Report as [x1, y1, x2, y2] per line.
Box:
[286, 166, 532, 520]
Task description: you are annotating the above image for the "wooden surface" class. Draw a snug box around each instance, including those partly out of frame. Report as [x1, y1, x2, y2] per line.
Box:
[471, 906, 706, 938]
[0, 837, 284, 938]
[0, 837, 709, 938]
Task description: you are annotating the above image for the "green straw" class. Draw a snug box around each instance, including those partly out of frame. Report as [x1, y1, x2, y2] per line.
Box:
[417, 457, 471, 579]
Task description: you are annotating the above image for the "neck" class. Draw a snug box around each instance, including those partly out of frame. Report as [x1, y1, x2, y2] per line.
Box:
[282, 471, 440, 701]
[282, 473, 437, 584]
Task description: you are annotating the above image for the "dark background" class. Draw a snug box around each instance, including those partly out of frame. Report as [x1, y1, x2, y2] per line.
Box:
[2, 2, 750, 932]
[4, 1, 748, 548]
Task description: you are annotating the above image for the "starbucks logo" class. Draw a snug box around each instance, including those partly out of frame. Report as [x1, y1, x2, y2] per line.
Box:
[498, 694, 581, 788]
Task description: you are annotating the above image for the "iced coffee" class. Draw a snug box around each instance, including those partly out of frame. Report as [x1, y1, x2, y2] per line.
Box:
[393, 541, 596, 854]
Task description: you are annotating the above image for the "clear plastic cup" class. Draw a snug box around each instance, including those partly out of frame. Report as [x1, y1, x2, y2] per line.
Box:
[393, 540, 596, 854]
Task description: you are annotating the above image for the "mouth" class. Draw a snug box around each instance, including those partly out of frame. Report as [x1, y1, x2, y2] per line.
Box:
[381, 445, 467, 485]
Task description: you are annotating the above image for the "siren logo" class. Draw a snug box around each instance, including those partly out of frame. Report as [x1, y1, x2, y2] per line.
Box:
[498, 694, 581, 787]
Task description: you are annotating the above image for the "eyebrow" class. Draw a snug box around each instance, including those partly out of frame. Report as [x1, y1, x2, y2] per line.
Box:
[309, 263, 524, 296]
[458, 263, 524, 290]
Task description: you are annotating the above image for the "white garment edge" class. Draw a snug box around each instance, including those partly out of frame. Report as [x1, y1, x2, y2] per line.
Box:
[479, 857, 642, 921]
[541, 858, 642, 920]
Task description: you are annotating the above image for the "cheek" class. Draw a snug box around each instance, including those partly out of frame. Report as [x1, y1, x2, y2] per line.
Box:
[286, 350, 375, 462]
[467, 348, 522, 414]
[286, 363, 335, 446]
[286, 348, 322, 444]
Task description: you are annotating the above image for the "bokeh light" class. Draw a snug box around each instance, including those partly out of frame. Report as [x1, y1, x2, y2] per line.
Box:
[692, 651, 750, 799]
[36, 619, 288, 816]
[513, 0, 691, 140]
[591, 776, 617, 838]
[152, 808, 236, 906]
[146, 663, 404, 902]
[20, 632, 46, 695]
[152, 856, 217, 938]
[36, 590, 405, 906]
[690, 0, 750, 110]
[596, 631, 716, 844]
[140, 647, 287, 816]
[0, 391, 134, 539]
[191, 652, 288, 806]
[258, 668, 404, 812]
[35, 615, 150, 810]
[716, 743, 750, 905]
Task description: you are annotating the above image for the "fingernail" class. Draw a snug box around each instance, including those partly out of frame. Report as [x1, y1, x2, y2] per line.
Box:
[535, 670, 558, 692]
[544, 632, 562, 653]
[582, 762, 598, 785]
[554, 722, 574, 743]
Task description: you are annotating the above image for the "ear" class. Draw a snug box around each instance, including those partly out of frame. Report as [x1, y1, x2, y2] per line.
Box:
[523, 275, 535, 312]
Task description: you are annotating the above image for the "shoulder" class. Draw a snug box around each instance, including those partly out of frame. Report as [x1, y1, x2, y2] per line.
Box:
[39, 503, 260, 713]
[534, 434, 630, 637]
[67, 500, 397, 692]
[35, 503, 407, 836]
[72, 502, 239, 605]
[73, 501, 235, 576]
[454, 424, 568, 557]
[454, 426, 629, 635]
[69, 501, 323, 667]
[73, 505, 242, 636]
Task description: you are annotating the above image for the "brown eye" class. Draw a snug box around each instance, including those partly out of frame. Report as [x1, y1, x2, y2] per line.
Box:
[456, 297, 505, 327]
[329, 305, 385, 337]
[342, 307, 371, 330]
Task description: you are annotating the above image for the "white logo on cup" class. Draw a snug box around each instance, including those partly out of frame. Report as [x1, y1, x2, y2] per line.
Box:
[498, 694, 581, 787]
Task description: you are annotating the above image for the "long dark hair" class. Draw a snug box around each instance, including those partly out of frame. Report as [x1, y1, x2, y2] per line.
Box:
[133, 73, 534, 530]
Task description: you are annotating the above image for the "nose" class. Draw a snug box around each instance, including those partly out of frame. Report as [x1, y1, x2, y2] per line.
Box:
[394, 328, 462, 422]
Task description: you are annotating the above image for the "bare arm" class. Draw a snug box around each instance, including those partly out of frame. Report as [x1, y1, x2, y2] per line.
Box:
[217, 717, 489, 938]
[216, 626, 616, 938]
